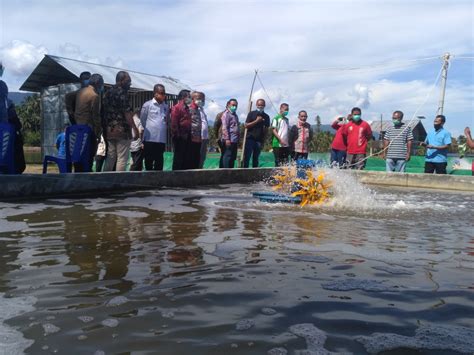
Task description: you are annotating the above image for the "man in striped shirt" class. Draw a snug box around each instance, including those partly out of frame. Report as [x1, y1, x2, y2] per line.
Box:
[382, 110, 413, 172]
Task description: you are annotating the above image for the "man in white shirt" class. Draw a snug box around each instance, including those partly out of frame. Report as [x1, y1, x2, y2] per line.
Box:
[140, 84, 169, 170]
[198, 92, 209, 168]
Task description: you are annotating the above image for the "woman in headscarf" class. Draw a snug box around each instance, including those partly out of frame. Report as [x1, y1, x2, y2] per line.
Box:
[0, 79, 26, 174]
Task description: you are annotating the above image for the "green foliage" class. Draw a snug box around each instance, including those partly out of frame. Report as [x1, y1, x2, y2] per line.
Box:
[17, 95, 41, 132]
[310, 131, 334, 153]
[23, 130, 41, 146]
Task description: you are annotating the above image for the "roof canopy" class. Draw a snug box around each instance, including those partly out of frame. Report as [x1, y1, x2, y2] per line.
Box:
[370, 119, 425, 133]
[20, 55, 190, 95]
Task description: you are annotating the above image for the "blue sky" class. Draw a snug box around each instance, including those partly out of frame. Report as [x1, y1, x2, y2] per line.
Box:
[0, 0, 473, 136]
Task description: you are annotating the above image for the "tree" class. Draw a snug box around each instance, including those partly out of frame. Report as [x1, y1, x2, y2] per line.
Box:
[17, 94, 41, 132]
[315, 115, 321, 133]
[310, 131, 334, 153]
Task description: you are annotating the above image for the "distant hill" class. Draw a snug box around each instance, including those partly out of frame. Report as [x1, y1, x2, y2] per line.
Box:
[9, 92, 33, 105]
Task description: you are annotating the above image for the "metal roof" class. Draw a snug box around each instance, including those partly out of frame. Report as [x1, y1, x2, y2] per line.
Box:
[20, 54, 191, 95]
[369, 119, 425, 132]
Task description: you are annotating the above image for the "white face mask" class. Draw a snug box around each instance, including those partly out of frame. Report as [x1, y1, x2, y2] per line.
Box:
[195, 99, 204, 107]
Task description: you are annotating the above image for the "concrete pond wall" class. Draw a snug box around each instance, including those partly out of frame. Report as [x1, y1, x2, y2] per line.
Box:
[0, 168, 472, 200]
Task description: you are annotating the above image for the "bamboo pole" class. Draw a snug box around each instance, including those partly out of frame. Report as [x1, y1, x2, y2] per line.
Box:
[239, 69, 258, 167]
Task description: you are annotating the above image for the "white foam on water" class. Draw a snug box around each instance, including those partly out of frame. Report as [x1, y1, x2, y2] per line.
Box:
[105, 296, 129, 307]
[0, 293, 36, 355]
[321, 279, 398, 292]
[78, 195, 196, 213]
[77, 316, 94, 323]
[261, 307, 277, 316]
[0, 220, 28, 233]
[42, 323, 60, 335]
[101, 318, 119, 328]
[289, 323, 332, 354]
[356, 323, 474, 354]
[235, 319, 255, 331]
[161, 310, 176, 319]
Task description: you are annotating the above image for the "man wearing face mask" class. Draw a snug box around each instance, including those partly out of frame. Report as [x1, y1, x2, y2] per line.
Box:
[171, 89, 192, 170]
[73, 73, 104, 171]
[341, 107, 372, 169]
[103, 71, 139, 171]
[65, 71, 92, 125]
[330, 115, 349, 167]
[289, 110, 313, 160]
[382, 110, 413, 173]
[421, 115, 452, 174]
[220, 98, 240, 168]
[140, 84, 169, 171]
[271, 103, 291, 166]
[243, 98, 270, 168]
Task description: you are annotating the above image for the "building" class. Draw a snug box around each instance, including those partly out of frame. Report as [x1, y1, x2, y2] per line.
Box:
[20, 54, 191, 157]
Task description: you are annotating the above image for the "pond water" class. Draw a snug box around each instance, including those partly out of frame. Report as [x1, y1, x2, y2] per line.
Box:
[1, 171, 473, 354]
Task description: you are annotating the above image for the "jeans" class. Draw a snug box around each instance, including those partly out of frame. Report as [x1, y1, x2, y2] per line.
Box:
[222, 142, 238, 168]
[386, 158, 407, 172]
[330, 149, 346, 167]
[143, 142, 165, 171]
[243, 138, 262, 168]
[199, 139, 209, 169]
[104, 138, 131, 171]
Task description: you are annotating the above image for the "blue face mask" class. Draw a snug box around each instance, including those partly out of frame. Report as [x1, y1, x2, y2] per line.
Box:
[82, 79, 90, 87]
[352, 114, 361, 122]
[256, 107, 264, 112]
[229, 105, 237, 113]
[282, 111, 289, 117]
[98, 86, 104, 94]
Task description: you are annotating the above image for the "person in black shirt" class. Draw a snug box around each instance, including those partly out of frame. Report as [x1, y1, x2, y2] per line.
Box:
[243, 99, 270, 168]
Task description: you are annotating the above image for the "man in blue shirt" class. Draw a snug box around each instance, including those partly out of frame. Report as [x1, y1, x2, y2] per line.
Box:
[55, 124, 69, 158]
[421, 115, 451, 174]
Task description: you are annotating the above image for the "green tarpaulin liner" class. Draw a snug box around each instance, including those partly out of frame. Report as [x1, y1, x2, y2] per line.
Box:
[96, 152, 473, 176]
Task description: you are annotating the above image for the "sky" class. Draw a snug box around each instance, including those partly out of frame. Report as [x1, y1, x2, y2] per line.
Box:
[0, 0, 473, 137]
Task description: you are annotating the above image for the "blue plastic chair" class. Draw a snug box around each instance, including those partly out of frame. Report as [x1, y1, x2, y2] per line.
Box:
[43, 124, 93, 173]
[0, 122, 16, 174]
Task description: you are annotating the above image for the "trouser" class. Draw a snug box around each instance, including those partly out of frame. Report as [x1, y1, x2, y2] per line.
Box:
[424, 162, 447, 174]
[74, 132, 97, 172]
[346, 153, 366, 170]
[143, 142, 165, 171]
[172, 137, 191, 170]
[217, 140, 225, 168]
[243, 138, 262, 168]
[273, 147, 290, 167]
[330, 149, 347, 168]
[222, 142, 238, 168]
[188, 141, 202, 170]
[104, 138, 131, 171]
[199, 139, 209, 169]
[95, 155, 105, 172]
[386, 158, 407, 173]
[293, 152, 308, 161]
[130, 149, 145, 171]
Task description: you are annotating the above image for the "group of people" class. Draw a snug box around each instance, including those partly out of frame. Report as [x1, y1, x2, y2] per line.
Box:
[64, 71, 319, 172]
[329, 107, 467, 174]
[1, 63, 473, 175]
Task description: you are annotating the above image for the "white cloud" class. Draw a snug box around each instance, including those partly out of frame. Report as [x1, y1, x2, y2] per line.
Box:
[0, 40, 47, 76]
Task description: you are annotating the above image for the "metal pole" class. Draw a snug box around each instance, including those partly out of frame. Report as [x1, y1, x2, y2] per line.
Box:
[437, 52, 450, 115]
[239, 69, 258, 167]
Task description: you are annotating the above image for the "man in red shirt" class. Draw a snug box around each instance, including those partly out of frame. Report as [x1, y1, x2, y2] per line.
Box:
[341, 107, 372, 169]
[330, 115, 349, 167]
[171, 89, 192, 170]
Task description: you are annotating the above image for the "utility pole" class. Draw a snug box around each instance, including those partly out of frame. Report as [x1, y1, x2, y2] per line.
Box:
[437, 52, 450, 115]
